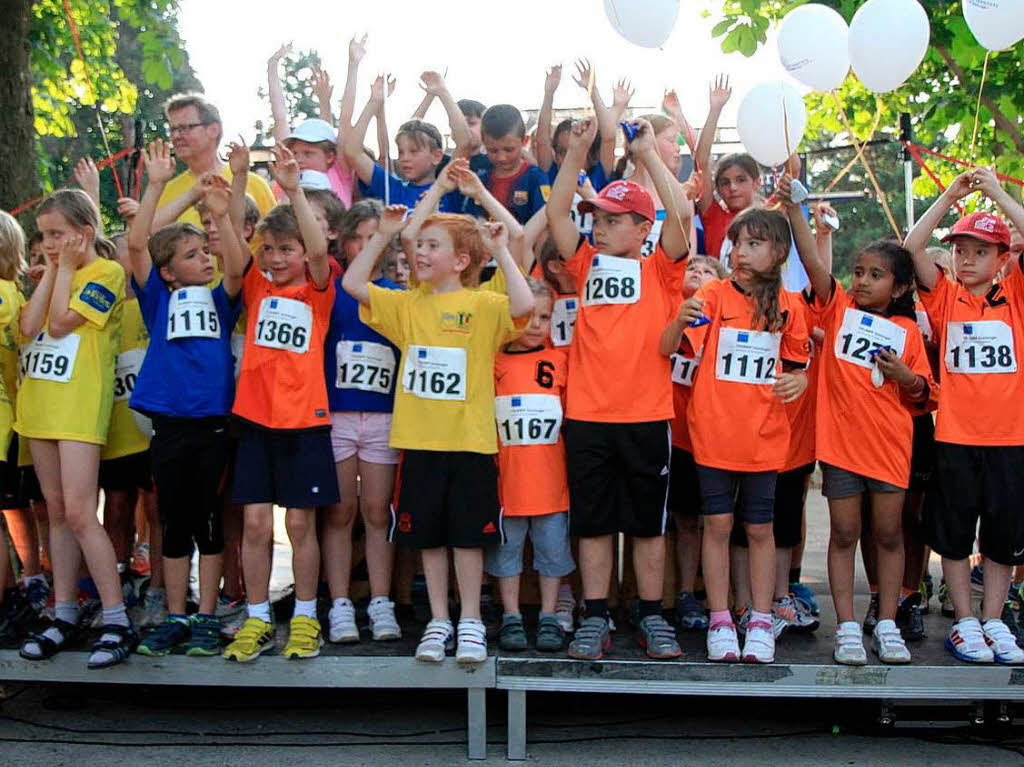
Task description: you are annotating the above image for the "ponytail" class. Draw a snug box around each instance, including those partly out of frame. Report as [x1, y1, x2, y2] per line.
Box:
[727, 208, 791, 333]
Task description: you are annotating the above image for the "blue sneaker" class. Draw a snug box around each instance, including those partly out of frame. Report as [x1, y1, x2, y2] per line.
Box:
[789, 583, 820, 616]
[971, 564, 985, 594]
[675, 591, 708, 629]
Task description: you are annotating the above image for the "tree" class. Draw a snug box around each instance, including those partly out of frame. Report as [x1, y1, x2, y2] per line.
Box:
[705, 0, 1024, 194]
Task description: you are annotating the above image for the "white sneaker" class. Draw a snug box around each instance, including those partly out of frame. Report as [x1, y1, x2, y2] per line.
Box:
[456, 618, 488, 664]
[833, 621, 867, 666]
[706, 624, 740, 662]
[554, 584, 575, 633]
[415, 619, 454, 662]
[327, 598, 359, 643]
[983, 618, 1024, 665]
[872, 619, 911, 664]
[946, 617, 994, 663]
[742, 620, 775, 663]
[367, 597, 401, 641]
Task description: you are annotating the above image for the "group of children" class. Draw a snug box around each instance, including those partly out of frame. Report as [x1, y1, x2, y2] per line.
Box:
[2, 36, 1024, 672]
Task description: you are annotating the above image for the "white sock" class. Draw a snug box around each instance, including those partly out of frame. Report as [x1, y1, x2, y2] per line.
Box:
[332, 597, 353, 611]
[293, 599, 317, 619]
[247, 601, 272, 623]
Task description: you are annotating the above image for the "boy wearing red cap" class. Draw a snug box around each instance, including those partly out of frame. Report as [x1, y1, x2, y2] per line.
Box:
[547, 117, 693, 660]
[906, 167, 1024, 665]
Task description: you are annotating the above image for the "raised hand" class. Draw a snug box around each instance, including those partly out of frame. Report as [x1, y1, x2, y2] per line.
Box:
[117, 197, 140, 221]
[268, 144, 301, 193]
[946, 171, 976, 201]
[226, 139, 250, 177]
[447, 158, 483, 198]
[378, 205, 409, 235]
[436, 158, 460, 194]
[419, 70, 449, 98]
[569, 117, 598, 151]
[971, 165, 1002, 198]
[349, 34, 368, 63]
[628, 117, 656, 153]
[544, 64, 562, 96]
[370, 74, 396, 104]
[662, 89, 682, 117]
[73, 158, 100, 204]
[682, 170, 704, 202]
[709, 73, 732, 111]
[572, 58, 595, 92]
[812, 200, 838, 232]
[143, 139, 176, 184]
[311, 65, 333, 106]
[612, 78, 634, 110]
[480, 221, 509, 253]
[269, 41, 293, 66]
[201, 174, 233, 218]
[58, 232, 87, 269]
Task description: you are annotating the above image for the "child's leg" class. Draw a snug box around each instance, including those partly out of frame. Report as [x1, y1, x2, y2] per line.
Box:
[101, 487, 137, 568]
[285, 507, 319, 603]
[139, 489, 163, 590]
[775, 547, 792, 600]
[3, 507, 40, 576]
[498, 575, 521, 616]
[421, 547, 449, 621]
[871, 490, 907, 621]
[221, 503, 243, 598]
[29, 440, 79, 605]
[744, 522, 775, 614]
[673, 513, 700, 592]
[731, 545, 751, 608]
[57, 441, 121, 609]
[490, 517, 528, 615]
[696, 464, 739, 614]
[632, 535, 665, 602]
[453, 547, 483, 620]
[579, 535, 615, 601]
[322, 457, 358, 600]
[358, 459, 396, 599]
[859, 496, 879, 590]
[241, 503, 274, 607]
[826, 495, 862, 624]
[531, 513, 575, 615]
[983, 562, 1014, 621]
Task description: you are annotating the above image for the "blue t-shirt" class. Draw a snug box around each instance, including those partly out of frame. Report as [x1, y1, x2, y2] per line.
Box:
[547, 162, 610, 192]
[324, 276, 401, 413]
[130, 268, 241, 418]
[460, 158, 550, 224]
[358, 164, 461, 212]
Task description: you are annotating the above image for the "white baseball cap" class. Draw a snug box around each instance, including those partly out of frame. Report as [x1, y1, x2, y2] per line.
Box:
[299, 169, 332, 191]
[286, 118, 337, 145]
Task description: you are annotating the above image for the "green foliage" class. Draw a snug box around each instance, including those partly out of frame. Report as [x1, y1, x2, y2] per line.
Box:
[257, 49, 324, 126]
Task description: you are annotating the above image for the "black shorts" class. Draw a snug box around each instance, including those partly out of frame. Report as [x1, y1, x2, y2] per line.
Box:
[732, 462, 813, 548]
[564, 419, 671, 538]
[151, 415, 231, 558]
[1, 436, 21, 506]
[909, 414, 936, 492]
[231, 421, 340, 509]
[697, 465, 777, 525]
[668, 446, 702, 517]
[99, 450, 153, 493]
[923, 442, 1024, 566]
[391, 450, 501, 549]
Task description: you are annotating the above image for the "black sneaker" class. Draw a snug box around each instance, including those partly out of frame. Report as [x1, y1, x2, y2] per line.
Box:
[497, 614, 528, 651]
[863, 593, 880, 634]
[895, 592, 925, 642]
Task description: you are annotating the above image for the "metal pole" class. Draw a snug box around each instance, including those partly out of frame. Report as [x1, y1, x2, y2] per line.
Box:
[900, 112, 914, 230]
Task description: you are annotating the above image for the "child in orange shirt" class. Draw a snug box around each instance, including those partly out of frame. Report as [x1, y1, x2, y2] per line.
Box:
[678, 207, 809, 665]
[486, 279, 574, 652]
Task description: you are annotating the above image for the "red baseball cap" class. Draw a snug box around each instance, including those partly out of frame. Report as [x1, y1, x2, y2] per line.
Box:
[941, 211, 1011, 249]
[577, 180, 656, 222]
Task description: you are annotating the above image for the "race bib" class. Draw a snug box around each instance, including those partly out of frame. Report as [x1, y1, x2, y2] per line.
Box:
[569, 193, 593, 235]
[231, 333, 245, 379]
[20, 332, 80, 384]
[254, 297, 312, 353]
[550, 296, 578, 347]
[336, 340, 396, 395]
[640, 210, 666, 258]
[715, 327, 780, 385]
[401, 345, 466, 400]
[494, 393, 562, 446]
[945, 320, 1017, 374]
[583, 255, 640, 306]
[113, 348, 145, 401]
[167, 287, 219, 340]
[835, 308, 907, 371]
[670, 351, 701, 387]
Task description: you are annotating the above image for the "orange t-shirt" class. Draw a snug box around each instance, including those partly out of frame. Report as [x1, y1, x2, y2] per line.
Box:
[918, 267, 1024, 446]
[494, 346, 570, 516]
[700, 201, 736, 260]
[782, 298, 819, 472]
[684, 279, 810, 472]
[669, 348, 700, 452]
[563, 239, 687, 423]
[811, 281, 935, 487]
[232, 262, 335, 431]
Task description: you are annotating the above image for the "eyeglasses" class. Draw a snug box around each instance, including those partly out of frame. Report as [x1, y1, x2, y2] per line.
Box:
[168, 122, 208, 136]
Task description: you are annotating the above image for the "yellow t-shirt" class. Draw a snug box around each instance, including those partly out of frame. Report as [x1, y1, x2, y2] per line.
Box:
[156, 167, 275, 228]
[0, 280, 25, 457]
[101, 297, 150, 460]
[360, 283, 520, 454]
[15, 258, 125, 444]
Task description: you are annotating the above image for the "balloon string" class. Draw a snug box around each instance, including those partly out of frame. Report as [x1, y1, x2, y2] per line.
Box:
[969, 49, 990, 163]
[832, 92, 901, 239]
[823, 103, 883, 193]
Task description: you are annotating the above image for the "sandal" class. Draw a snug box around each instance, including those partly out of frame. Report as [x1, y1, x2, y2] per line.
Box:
[19, 619, 79, 661]
[87, 624, 139, 670]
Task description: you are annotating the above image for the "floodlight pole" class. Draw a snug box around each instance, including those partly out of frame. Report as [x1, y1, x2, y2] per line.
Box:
[900, 112, 914, 230]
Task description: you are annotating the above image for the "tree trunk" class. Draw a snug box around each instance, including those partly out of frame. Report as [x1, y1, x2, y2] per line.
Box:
[0, 0, 39, 221]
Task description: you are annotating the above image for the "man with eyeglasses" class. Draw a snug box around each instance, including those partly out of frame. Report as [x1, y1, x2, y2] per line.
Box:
[153, 93, 275, 231]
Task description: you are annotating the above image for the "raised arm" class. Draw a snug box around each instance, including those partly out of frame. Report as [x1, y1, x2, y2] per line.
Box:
[519, 207, 548, 272]
[535, 65, 562, 173]
[48, 234, 90, 338]
[226, 141, 250, 240]
[400, 162, 457, 247]
[547, 118, 596, 259]
[343, 205, 408, 304]
[127, 140, 177, 287]
[905, 172, 973, 289]
[420, 71, 471, 158]
[152, 179, 203, 230]
[200, 175, 245, 297]
[73, 158, 101, 210]
[449, 158, 523, 237]
[270, 145, 329, 287]
[812, 201, 837, 275]
[976, 166, 1024, 271]
[631, 118, 690, 260]
[483, 222, 533, 317]
[337, 35, 366, 146]
[599, 78, 633, 176]
[311, 63, 334, 123]
[779, 176, 831, 299]
[19, 255, 57, 338]
[267, 42, 293, 144]
[695, 74, 731, 214]
[344, 77, 388, 185]
[376, 80, 393, 172]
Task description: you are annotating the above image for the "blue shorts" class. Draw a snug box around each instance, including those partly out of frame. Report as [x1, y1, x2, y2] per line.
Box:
[231, 421, 339, 509]
[484, 512, 575, 578]
[696, 465, 777, 525]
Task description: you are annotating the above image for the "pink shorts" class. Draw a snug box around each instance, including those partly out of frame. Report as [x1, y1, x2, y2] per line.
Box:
[330, 411, 399, 465]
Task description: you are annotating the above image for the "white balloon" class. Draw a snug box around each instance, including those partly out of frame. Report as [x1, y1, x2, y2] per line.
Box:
[777, 4, 850, 92]
[736, 82, 808, 168]
[963, 0, 1024, 51]
[849, 0, 930, 93]
[603, 0, 679, 48]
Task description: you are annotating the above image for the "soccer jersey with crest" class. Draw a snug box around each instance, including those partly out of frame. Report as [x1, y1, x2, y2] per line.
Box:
[684, 278, 809, 472]
[494, 346, 570, 516]
[15, 257, 124, 444]
[918, 266, 1024, 446]
[810, 280, 935, 487]
[360, 282, 521, 454]
[232, 261, 335, 431]
[562, 239, 687, 423]
[101, 297, 151, 460]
